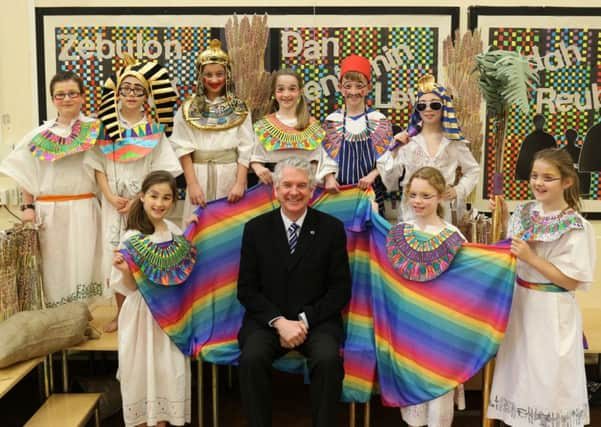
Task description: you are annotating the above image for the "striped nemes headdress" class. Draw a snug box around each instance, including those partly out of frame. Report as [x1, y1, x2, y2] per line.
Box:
[99, 55, 177, 141]
[408, 74, 465, 142]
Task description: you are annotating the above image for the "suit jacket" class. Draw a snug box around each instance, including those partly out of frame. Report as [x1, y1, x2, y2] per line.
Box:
[237, 207, 351, 345]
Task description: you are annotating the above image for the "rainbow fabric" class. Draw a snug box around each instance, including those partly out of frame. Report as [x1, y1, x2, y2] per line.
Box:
[129, 185, 516, 407]
[127, 185, 277, 360]
[96, 122, 164, 162]
[368, 213, 515, 406]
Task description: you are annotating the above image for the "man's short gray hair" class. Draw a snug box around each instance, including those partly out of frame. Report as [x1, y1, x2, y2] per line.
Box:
[273, 157, 316, 188]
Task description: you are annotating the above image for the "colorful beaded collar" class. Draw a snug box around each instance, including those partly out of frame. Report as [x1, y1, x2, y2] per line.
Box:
[29, 120, 100, 162]
[96, 122, 164, 163]
[254, 114, 325, 152]
[516, 201, 583, 242]
[123, 233, 197, 286]
[183, 96, 248, 131]
[386, 222, 464, 282]
[322, 109, 392, 161]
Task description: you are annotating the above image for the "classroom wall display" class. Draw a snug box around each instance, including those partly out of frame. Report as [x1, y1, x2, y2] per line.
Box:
[36, 6, 459, 129]
[470, 7, 601, 212]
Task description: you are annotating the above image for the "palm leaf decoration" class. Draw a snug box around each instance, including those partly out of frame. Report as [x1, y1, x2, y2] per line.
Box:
[475, 48, 539, 116]
[474, 48, 538, 241]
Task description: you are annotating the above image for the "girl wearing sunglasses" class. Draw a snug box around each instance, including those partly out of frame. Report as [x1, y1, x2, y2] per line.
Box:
[379, 74, 480, 224]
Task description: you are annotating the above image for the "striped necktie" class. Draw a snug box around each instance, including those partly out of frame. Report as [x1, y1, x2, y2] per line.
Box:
[288, 223, 300, 253]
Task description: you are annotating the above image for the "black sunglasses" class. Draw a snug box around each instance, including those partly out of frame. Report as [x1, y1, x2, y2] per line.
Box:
[416, 101, 443, 111]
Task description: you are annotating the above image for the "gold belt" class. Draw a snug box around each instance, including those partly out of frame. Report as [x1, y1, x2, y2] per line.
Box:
[192, 149, 238, 164]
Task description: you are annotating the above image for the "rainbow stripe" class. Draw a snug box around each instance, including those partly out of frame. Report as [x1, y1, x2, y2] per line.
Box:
[516, 276, 567, 293]
[126, 185, 516, 406]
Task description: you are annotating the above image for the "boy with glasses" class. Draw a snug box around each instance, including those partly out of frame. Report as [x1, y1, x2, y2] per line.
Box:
[0, 71, 104, 308]
[318, 54, 393, 213]
[379, 74, 480, 224]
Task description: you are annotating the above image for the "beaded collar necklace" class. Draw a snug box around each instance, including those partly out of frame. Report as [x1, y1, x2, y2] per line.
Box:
[29, 119, 99, 161]
[96, 122, 164, 163]
[322, 108, 392, 161]
[183, 96, 248, 131]
[342, 107, 372, 143]
[254, 113, 325, 151]
[124, 233, 197, 286]
[516, 201, 583, 242]
[386, 222, 464, 282]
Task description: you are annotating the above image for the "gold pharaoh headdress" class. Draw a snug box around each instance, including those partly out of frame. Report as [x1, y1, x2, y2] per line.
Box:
[196, 39, 230, 69]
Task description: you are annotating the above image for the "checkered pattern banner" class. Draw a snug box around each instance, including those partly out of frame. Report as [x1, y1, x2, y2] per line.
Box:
[484, 27, 601, 200]
[53, 24, 443, 151]
[280, 26, 438, 128]
[55, 26, 212, 114]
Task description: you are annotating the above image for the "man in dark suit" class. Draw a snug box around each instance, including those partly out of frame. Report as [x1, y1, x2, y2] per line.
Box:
[237, 157, 352, 427]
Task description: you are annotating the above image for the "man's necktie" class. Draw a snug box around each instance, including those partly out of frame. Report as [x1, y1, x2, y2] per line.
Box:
[288, 222, 299, 253]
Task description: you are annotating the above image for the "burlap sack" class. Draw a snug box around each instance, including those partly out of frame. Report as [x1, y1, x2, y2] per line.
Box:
[0, 302, 91, 368]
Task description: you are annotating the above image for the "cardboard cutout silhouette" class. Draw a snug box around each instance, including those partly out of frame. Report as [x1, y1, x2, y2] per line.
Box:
[515, 114, 557, 180]
[578, 108, 601, 173]
[563, 128, 590, 197]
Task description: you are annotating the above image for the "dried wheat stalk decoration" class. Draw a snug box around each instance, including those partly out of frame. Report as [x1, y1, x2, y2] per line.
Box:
[442, 30, 484, 165]
[0, 223, 43, 321]
[16, 224, 43, 311]
[0, 229, 18, 320]
[225, 14, 272, 121]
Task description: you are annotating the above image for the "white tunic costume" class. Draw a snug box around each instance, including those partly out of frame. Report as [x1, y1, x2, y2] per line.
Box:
[112, 220, 191, 427]
[84, 117, 182, 282]
[0, 114, 103, 307]
[399, 220, 466, 427]
[170, 96, 254, 219]
[378, 134, 480, 223]
[488, 202, 596, 427]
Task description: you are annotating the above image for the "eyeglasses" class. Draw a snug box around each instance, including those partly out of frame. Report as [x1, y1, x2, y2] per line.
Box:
[53, 91, 81, 101]
[529, 174, 561, 183]
[416, 101, 443, 111]
[118, 86, 146, 97]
